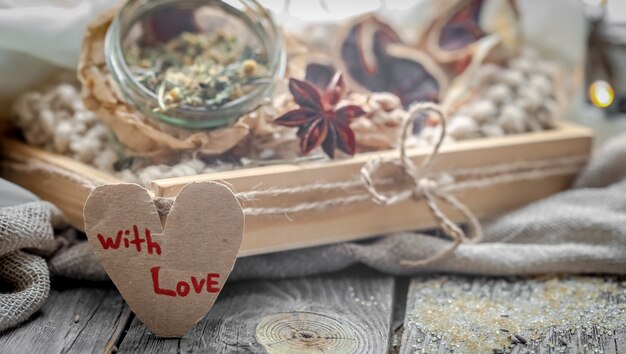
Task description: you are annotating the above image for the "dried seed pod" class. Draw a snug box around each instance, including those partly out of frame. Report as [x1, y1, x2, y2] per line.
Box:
[305, 63, 336, 90]
[418, 0, 522, 64]
[334, 15, 447, 106]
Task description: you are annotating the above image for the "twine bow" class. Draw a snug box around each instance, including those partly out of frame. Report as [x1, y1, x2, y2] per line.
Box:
[360, 102, 483, 267]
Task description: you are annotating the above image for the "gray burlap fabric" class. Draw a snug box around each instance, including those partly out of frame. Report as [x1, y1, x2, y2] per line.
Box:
[0, 202, 59, 331]
[1, 133, 626, 331]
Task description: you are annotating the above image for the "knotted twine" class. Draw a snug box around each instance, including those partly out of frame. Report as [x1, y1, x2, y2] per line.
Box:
[360, 102, 482, 266]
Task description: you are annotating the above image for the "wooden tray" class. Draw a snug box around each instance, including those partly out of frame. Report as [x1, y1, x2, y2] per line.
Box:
[0, 122, 593, 256]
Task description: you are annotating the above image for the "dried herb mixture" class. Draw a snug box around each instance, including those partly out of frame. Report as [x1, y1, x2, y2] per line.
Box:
[125, 31, 269, 111]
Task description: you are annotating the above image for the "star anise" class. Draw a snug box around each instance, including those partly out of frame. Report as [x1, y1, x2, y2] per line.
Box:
[275, 73, 365, 159]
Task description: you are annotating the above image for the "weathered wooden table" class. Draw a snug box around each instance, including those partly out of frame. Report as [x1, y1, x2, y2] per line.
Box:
[0, 267, 624, 354]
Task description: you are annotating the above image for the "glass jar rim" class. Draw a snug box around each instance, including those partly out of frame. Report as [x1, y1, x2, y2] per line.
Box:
[105, 0, 286, 129]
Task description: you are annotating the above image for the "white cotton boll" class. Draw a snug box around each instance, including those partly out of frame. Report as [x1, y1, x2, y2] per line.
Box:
[24, 128, 46, 146]
[484, 84, 512, 105]
[448, 115, 479, 140]
[518, 86, 543, 111]
[71, 99, 86, 113]
[481, 124, 505, 137]
[167, 163, 198, 178]
[55, 84, 78, 104]
[116, 169, 139, 184]
[526, 116, 544, 132]
[93, 149, 118, 171]
[75, 139, 101, 163]
[13, 94, 38, 125]
[75, 111, 95, 125]
[509, 57, 532, 74]
[39, 109, 57, 135]
[85, 125, 107, 141]
[498, 105, 526, 134]
[529, 74, 554, 97]
[72, 121, 87, 134]
[523, 47, 539, 60]
[53, 121, 73, 152]
[534, 61, 559, 78]
[138, 166, 163, 186]
[259, 149, 275, 160]
[203, 167, 218, 174]
[537, 100, 560, 128]
[499, 69, 526, 88]
[404, 135, 421, 148]
[514, 97, 533, 112]
[469, 100, 498, 123]
[419, 125, 439, 141]
[473, 63, 501, 86]
[185, 159, 206, 173]
[442, 135, 456, 144]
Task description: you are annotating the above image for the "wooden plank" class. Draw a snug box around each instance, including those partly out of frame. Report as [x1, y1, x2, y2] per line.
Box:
[0, 140, 120, 229]
[117, 268, 395, 353]
[0, 123, 594, 256]
[152, 122, 593, 256]
[0, 285, 131, 354]
[400, 276, 625, 354]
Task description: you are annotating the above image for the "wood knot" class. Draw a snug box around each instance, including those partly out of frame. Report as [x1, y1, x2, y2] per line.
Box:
[255, 312, 358, 353]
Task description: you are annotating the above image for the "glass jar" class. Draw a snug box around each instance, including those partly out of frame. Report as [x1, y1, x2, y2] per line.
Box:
[105, 0, 286, 129]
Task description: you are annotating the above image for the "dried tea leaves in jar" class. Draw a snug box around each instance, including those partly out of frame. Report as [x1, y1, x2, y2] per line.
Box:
[125, 31, 270, 112]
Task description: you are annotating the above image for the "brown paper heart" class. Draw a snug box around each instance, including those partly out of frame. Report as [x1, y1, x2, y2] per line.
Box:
[83, 182, 244, 337]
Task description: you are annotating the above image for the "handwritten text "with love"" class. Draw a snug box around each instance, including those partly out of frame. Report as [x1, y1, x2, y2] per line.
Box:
[97, 225, 222, 297]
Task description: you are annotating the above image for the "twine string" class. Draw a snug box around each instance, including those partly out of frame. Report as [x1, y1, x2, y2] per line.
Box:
[3, 111, 589, 267]
[360, 102, 483, 267]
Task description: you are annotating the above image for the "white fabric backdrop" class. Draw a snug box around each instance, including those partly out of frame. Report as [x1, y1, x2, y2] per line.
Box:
[0, 0, 587, 100]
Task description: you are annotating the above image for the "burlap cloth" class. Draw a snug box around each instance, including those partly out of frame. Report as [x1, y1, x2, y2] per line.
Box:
[2, 133, 626, 331]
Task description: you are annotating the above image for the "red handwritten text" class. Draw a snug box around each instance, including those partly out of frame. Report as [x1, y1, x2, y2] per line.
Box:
[97, 225, 161, 255]
[151, 267, 221, 297]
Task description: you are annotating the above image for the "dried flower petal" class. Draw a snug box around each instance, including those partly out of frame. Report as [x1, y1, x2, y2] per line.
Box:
[274, 108, 319, 127]
[322, 123, 338, 158]
[323, 72, 347, 107]
[300, 117, 328, 155]
[335, 122, 356, 155]
[289, 78, 323, 110]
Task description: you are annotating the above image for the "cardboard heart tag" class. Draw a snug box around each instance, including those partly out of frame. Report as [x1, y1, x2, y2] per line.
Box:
[83, 182, 244, 337]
